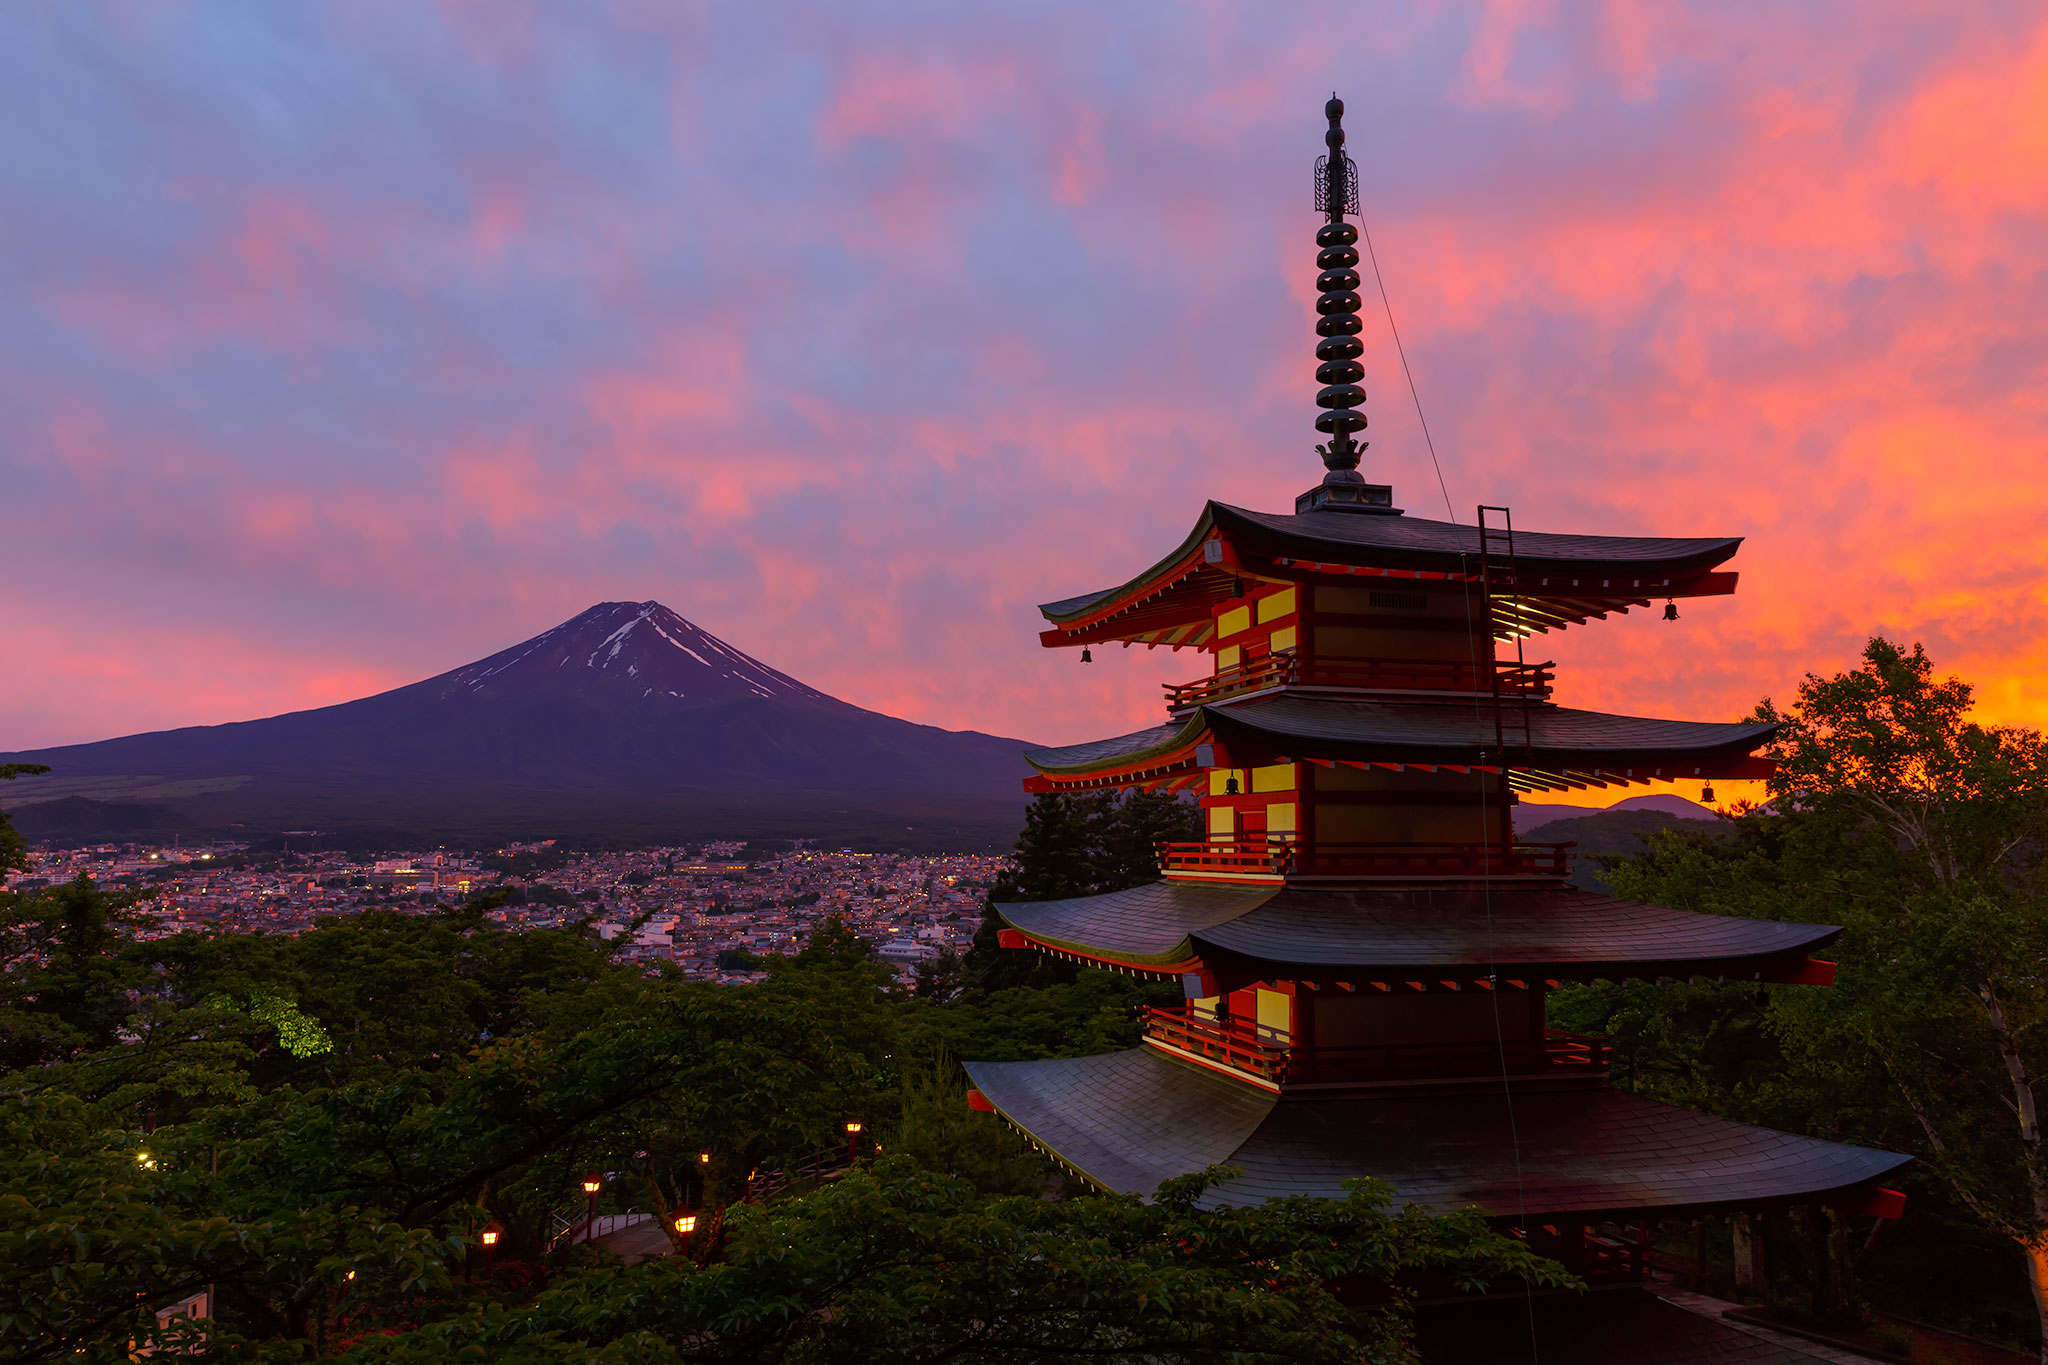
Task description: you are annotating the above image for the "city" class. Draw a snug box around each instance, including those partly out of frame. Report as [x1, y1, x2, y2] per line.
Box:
[7, 841, 1004, 983]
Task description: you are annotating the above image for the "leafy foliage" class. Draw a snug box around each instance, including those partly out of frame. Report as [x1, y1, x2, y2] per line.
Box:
[0, 880, 1546, 1361]
[335, 1160, 1568, 1365]
[967, 789, 1199, 990]
[1553, 636, 2048, 1335]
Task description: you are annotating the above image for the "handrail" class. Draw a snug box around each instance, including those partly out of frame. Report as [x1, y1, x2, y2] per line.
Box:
[1156, 839, 1574, 880]
[1140, 1006, 1291, 1080]
[1164, 652, 1554, 710]
[1140, 1006, 1610, 1083]
[746, 1145, 853, 1202]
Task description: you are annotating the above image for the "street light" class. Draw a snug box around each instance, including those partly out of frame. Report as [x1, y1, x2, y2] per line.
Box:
[674, 1210, 697, 1255]
[844, 1121, 862, 1167]
[581, 1173, 602, 1246]
[480, 1224, 502, 1273]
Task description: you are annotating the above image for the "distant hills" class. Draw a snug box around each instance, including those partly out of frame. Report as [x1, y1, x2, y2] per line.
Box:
[1513, 793, 1720, 836]
[1516, 795, 1728, 894]
[1, 603, 1036, 850]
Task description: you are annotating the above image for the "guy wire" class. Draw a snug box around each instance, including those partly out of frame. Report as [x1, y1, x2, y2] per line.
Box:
[1360, 196, 1541, 1358]
[1358, 215, 1455, 525]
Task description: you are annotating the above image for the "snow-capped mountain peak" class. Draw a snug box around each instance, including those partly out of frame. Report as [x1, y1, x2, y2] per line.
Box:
[438, 601, 841, 708]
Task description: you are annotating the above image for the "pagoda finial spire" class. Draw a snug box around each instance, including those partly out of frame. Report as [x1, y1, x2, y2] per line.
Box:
[1297, 94, 1398, 516]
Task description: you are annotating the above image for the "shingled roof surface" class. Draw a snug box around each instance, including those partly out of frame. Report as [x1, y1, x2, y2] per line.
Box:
[964, 1046, 1909, 1214]
[1024, 697, 1775, 774]
[995, 881, 1839, 975]
[1038, 501, 1742, 622]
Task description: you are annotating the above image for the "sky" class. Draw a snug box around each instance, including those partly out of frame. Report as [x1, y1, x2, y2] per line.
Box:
[3, 1, 2045, 803]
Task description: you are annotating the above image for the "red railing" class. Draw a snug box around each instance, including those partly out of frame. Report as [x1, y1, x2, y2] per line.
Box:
[1163, 652, 1554, 710]
[1140, 1006, 1292, 1080]
[1153, 839, 1289, 877]
[1155, 839, 1574, 880]
[1140, 1007, 1610, 1085]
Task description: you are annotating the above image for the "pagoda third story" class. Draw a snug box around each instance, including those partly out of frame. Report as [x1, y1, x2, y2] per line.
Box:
[964, 97, 1909, 1284]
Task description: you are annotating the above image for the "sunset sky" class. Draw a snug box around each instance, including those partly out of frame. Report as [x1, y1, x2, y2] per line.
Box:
[4, 2, 2045, 797]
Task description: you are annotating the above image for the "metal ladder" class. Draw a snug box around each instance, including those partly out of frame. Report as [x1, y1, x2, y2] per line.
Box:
[1475, 506, 1538, 867]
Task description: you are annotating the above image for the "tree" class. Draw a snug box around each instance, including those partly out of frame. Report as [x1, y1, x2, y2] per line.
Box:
[0, 763, 51, 875]
[1759, 638, 2048, 1348]
[334, 1158, 1570, 1364]
[967, 790, 1200, 990]
[1558, 638, 2048, 1344]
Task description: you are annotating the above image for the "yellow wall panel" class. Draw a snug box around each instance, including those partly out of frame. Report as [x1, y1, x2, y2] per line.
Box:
[1256, 988, 1293, 1038]
[1250, 764, 1296, 793]
[1217, 645, 1242, 669]
[1217, 605, 1252, 638]
[1268, 625, 1298, 653]
[1265, 802, 1297, 833]
[1207, 806, 1235, 836]
[1256, 587, 1298, 623]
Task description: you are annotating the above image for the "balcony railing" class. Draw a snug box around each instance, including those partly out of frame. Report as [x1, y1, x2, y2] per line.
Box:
[1140, 1007, 1610, 1085]
[1156, 839, 1574, 881]
[1164, 652, 1554, 710]
[1139, 1006, 1291, 1081]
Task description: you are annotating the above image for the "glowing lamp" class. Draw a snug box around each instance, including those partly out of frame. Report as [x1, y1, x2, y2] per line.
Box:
[844, 1121, 862, 1134]
[480, 1227, 500, 1248]
[699, 1151, 711, 1164]
[675, 1214, 697, 1234]
[581, 1175, 602, 1194]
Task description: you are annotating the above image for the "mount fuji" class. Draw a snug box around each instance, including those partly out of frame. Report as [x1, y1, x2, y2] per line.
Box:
[1, 603, 1036, 848]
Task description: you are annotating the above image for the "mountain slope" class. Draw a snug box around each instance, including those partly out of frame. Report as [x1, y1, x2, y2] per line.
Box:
[1514, 793, 1721, 836]
[2, 603, 1035, 848]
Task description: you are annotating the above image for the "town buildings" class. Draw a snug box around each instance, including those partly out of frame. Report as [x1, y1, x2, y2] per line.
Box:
[6, 841, 997, 981]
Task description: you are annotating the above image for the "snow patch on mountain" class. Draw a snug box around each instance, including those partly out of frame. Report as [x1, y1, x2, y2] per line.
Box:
[438, 601, 840, 709]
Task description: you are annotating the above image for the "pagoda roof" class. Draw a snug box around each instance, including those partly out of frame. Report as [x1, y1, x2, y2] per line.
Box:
[1038, 502, 1742, 648]
[995, 881, 1838, 981]
[962, 1046, 1910, 1216]
[1023, 698, 1776, 791]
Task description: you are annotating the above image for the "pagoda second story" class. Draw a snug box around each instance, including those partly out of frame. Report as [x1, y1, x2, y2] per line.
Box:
[1026, 503, 1771, 887]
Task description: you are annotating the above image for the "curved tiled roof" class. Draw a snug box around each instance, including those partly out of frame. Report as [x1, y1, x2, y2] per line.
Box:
[965, 1047, 1275, 1197]
[1024, 698, 1775, 776]
[1218, 503, 1740, 571]
[964, 1046, 1910, 1215]
[995, 881, 1274, 964]
[996, 882, 1838, 977]
[1037, 501, 1742, 624]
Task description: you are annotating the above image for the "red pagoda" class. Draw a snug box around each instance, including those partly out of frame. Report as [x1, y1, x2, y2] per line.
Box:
[964, 97, 1910, 1357]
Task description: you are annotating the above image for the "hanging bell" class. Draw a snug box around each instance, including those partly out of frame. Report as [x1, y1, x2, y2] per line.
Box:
[1079, 647, 1092, 664]
[1224, 776, 1240, 796]
[1662, 600, 1679, 621]
[1232, 575, 1246, 600]
[1701, 783, 1716, 804]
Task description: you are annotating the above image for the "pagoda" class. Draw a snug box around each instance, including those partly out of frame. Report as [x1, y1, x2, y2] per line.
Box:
[964, 97, 1910, 1351]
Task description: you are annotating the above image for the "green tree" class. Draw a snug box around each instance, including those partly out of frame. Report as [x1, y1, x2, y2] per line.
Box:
[0, 762, 50, 874]
[1759, 638, 2048, 1344]
[336, 1158, 1569, 1364]
[1558, 638, 2048, 1342]
[967, 790, 1199, 990]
